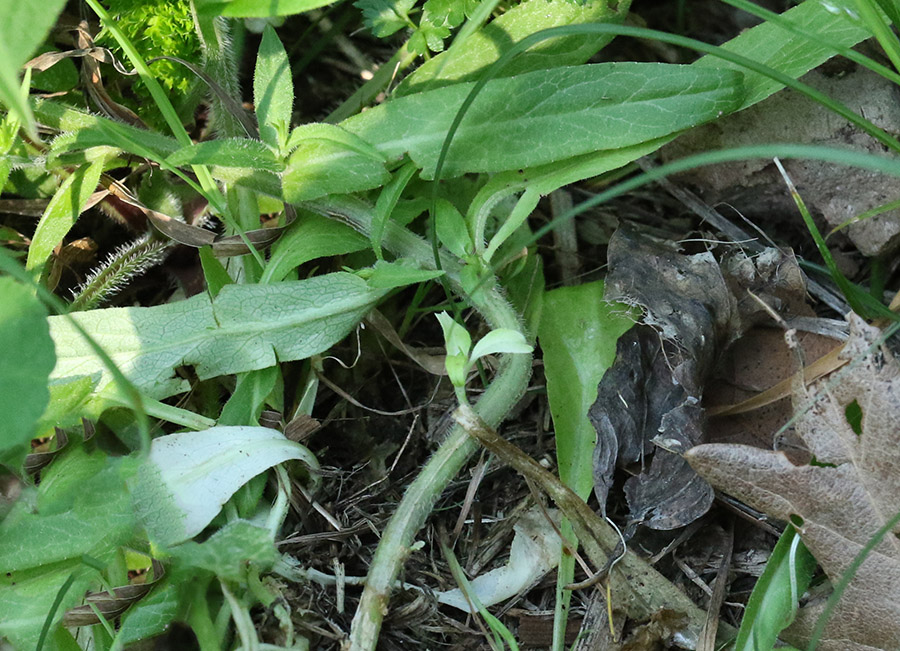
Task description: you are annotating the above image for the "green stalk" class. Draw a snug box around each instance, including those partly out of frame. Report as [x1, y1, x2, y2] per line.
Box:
[304, 196, 532, 651]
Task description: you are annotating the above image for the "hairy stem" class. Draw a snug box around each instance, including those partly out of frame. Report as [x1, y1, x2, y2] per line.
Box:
[304, 196, 533, 651]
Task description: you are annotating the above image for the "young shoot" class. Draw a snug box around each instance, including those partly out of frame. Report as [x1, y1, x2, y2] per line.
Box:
[435, 311, 532, 404]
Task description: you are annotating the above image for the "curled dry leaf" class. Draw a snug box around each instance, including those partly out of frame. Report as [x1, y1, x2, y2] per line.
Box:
[687, 316, 900, 651]
[589, 226, 808, 529]
[63, 559, 165, 626]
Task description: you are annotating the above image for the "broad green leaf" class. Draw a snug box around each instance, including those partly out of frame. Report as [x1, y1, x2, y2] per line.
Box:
[30, 48, 78, 93]
[165, 138, 283, 172]
[734, 526, 816, 651]
[467, 2, 874, 216]
[0, 564, 98, 651]
[399, 0, 629, 94]
[0, 458, 133, 572]
[0, 0, 67, 134]
[130, 426, 317, 545]
[26, 157, 105, 270]
[254, 25, 294, 150]
[695, 0, 872, 110]
[339, 63, 744, 179]
[200, 0, 339, 17]
[364, 259, 445, 289]
[538, 282, 633, 498]
[117, 584, 180, 646]
[48, 272, 387, 400]
[284, 123, 390, 202]
[168, 520, 276, 582]
[261, 212, 369, 284]
[36, 376, 97, 433]
[0, 278, 56, 467]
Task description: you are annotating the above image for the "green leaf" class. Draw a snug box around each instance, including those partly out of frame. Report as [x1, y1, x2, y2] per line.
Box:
[199, 0, 340, 17]
[435, 198, 472, 259]
[695, 0, 872, 110]
[0, 565, 98, 651]
[254, 25, 294, 150]
[198, 245, 234, 298]
[39, 101, 180, 161]
[0, 457, 133, 573]
[0, 0, 67, 134]
[218, 366, 279, 426]
[355, 0, 416, 37]
[435, 311, 471, 357]
[48, 272, 387, 401]
[399, 0, 629, 94]
[0, 278, 56, 467]
[284, 123, 390, 201]
[469, 328, 532, 363]
[261, 212, 369, 284]
[168, 520, 277, 582]
[340, 63, 744, 179]
[117, 584, 180, 646]
[26, 158, 106, 271]
[364, 259, 445, 289]
[165, 138, 284, 172]
[372, 161, 419, 259]
[538, 282, 633, 498]
[130, 426, 317, 545]
[36, 376, 97, 433]
[734, 526, 816, 651]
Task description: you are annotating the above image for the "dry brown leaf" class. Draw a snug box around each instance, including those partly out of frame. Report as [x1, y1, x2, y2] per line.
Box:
[687, 315, 900, 651]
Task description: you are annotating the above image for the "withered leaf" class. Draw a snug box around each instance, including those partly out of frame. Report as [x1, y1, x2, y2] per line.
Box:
[590, 226, 807, 529]
[687, 316, 900, 651]
[63, 559, 165, 627]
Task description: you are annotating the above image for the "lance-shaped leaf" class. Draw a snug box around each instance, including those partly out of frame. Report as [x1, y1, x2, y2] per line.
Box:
[131, 426, 317, 545]
[48, 272, 385, 401]
[687, 316, 900, 651]
[254, 25, 293, 150]
[331, 62, 744, 181]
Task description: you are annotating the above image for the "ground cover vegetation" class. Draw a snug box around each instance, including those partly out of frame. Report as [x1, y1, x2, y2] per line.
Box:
[1, 0, 900, 649]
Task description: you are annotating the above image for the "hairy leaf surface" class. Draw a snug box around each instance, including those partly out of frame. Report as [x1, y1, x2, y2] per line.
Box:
[334, 63, 744, 181]
[48, 272, 385, 400]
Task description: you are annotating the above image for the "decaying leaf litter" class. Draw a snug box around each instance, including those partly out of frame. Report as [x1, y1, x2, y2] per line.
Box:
[4, 0, 900, 649]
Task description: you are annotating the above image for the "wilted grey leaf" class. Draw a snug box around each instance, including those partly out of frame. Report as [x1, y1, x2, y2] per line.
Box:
[590, 226, 807, 530]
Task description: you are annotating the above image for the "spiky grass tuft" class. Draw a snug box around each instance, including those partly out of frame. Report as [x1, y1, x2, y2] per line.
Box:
[71, 234, 171, 311]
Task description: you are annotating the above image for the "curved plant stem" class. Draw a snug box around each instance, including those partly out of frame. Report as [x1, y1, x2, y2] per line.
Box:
[304, 196, 533, 651]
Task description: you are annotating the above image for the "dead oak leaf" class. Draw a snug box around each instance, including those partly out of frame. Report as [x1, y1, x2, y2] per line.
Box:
[686, 316, 900, 651]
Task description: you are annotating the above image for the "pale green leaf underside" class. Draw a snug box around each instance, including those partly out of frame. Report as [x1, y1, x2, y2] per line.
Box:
[48, 272, 385, 400]
[132, 426, 317, 545]
[338, 62, 744, 179]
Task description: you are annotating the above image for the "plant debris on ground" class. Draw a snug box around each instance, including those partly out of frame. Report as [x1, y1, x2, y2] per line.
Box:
[1, 0, 900, 650]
